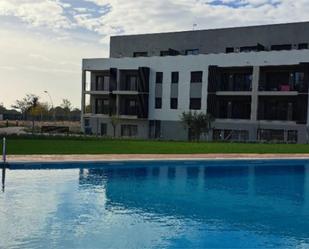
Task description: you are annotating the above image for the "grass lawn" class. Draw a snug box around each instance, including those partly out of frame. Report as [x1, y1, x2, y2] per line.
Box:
[2, 136, 309, 155]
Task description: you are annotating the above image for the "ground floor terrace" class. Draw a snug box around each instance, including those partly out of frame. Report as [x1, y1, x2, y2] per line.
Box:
[83, 116, 309, 144]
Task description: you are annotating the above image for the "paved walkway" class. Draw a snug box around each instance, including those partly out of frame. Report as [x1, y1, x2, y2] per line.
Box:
[7, 154, 309, 163]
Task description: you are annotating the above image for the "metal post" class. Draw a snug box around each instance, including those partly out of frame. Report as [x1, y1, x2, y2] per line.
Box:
[2, 137, 6, 192]
[2, 137, 6, 164]
[44, 91, 55, 121]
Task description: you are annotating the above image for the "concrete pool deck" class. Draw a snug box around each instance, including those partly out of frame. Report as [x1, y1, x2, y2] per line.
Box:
[6, 154, 309, 163]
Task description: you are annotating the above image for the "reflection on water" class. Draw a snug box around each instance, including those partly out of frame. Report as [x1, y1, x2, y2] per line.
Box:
[1, 161, 309, 248]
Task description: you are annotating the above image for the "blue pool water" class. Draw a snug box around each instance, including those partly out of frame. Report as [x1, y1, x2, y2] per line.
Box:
[1, 160, 309, 248]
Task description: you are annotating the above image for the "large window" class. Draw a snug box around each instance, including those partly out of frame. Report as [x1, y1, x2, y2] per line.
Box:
[84, 118, 90, 127]
[258, 129, 284, 142]
[96, 75, 109, 91]
[171, 72, 179, 83]
[121, 125, 138, 137]
[101, 123, 107, 136]
[170, 98, 178, 109]
[149, 120, 161, 139]
[95, 99, 109, 115]
[288, 130, 298, 143]
[190, 98, 201, 110]
[156, 72, 163, 84]
[133, 52, 148, 57]
[221, 73, 252, 91]
[298, 43, 308, 50]
[155, 98, 162, 109]
[271, 44, 292, 51]
[191, 71, 203, 83]
[125, 75, 138, 91]
[185, 49, 199, 55]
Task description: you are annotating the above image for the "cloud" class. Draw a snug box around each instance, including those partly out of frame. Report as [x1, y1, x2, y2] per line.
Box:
[70, 0, 309, 44]
[0, 0, 72, 30]
[1, 0, 309, 45]
[0, 0, 309, 108]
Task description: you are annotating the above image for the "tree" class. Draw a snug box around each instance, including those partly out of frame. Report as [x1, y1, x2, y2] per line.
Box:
[181, 111, 214, 142]
[61, 99, 72, 120]
[28, 96, 39, 133]
[110, 115, 120, 138]
[0, 103, 7, 113]
[12, 94, 38, 120]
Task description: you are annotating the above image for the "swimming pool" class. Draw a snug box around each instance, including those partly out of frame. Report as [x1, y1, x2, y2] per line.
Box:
[1, 160, 309, 248]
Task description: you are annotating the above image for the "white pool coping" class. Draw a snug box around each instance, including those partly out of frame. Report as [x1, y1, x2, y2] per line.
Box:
[6, 154, 309, 163]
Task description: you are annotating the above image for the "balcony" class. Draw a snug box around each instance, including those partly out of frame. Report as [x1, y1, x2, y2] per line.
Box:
[115, 68, 150, 95]
[258, 96, 308, 123]
[93, 97, 116, 116]
[118, 96, 147, 119]
[208, 66, 253, 93]
[259, 65, 308, 94]
[208, 96, 252, 120]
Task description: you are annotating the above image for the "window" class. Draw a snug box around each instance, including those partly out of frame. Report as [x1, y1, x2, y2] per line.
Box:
[298, 43, 308, 50]
[170, 98, 178, 109]
[149, 120, 161, 139]
[271, 44, 292, 51]
[190, 98, 201, 110]
[103, 99, 109, 107]
[160, 50, 170, 56]
[121, 125, 138, 137]
[226, 47, 234, 53]
[185, 49, 199, 55]
[156, 72, 163, 84]
[287, 130, 298, 143]
[96, 75, 109, 91]
[191, 71, 203, 83]
[129, 100, 136, 107]
[101, 123, 107, 136]
[171, 72, 179, 83]
[258, 129, 284, 142]
[155, 98, 162, 109]
[133, 52, 148, 57]
[160, 49, 179, 56]
[125, 75, 138, 91]
[123, 99, 137, 115]
[84, 118, 90, 127]
[95, 99, 109, 114]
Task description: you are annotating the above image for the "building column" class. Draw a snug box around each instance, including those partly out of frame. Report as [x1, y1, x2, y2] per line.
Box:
[81, 70, 86, 133]
[251, 66, 260, 121]
[250, 66, 260, 141]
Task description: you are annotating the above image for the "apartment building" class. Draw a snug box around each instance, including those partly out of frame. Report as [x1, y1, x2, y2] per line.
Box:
[82, 22, 309, 144]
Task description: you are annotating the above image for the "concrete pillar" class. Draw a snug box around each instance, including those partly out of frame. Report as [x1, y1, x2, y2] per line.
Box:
[81, 70, 86, 132]
[116, 95, 120, 116]
[251, 66, 260, 122]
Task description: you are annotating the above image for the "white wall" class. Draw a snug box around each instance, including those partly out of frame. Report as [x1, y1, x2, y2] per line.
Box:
[83, 50, 309, 121]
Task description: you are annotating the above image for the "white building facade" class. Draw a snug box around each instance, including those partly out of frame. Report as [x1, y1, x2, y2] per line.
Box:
[82, 49, 309, 143]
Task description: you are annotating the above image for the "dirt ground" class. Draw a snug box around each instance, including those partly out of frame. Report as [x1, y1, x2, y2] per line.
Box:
[0, 121, 81, 134]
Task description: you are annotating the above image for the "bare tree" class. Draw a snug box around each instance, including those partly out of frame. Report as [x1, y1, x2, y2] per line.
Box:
[12, 94, 38, 120]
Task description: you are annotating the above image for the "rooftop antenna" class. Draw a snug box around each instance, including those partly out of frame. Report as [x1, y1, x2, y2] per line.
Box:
[193, 24, 197, 31]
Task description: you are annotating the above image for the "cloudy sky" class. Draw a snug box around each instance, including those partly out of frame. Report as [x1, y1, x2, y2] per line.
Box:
[0, 0, 308, 108]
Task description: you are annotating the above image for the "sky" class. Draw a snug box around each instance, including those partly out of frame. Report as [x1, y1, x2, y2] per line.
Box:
[0, 0, 309, 109]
